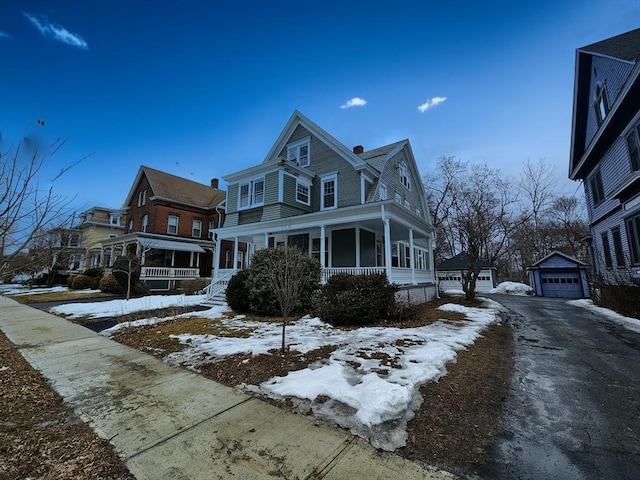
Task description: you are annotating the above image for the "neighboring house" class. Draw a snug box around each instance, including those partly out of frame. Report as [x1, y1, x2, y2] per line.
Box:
[100, 166, 234, 290]
[569, 28, 640, 285]
[208, 110, 437, 301]
[436, 253, 497, 293]
[77, 206, 126, 269]
[527, 251, 590, 298]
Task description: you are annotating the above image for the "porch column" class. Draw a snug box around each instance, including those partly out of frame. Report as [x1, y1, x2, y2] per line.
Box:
[429, 235, 435, 284]
[109, 245, 115, 266]
[171, 250, 176, 267]
[233, 236, 239, 270]
[320, 225, 326, 268]
[355, 227, 361, 268]
[264, 233, 269, 247]
[383, 218, 392, 279]
[213, 237, 221, 280]
[409, 228, 416, 285]
[189, 251, 194, 267]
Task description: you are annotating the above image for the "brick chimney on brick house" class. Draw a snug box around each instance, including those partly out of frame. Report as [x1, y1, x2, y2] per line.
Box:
[353, 145, 364, 154]
[211, 178, 219, 189]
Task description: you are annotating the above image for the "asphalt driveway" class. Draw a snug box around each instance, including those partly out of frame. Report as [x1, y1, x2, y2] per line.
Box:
[480, 294, 640, 480]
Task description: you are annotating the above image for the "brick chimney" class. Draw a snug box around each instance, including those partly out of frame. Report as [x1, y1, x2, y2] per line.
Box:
[353, 145, 364, 154]
[211, 178, 219, 189]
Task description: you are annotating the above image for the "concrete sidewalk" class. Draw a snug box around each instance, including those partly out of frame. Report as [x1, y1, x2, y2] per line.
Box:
[0, 296, 455, 480]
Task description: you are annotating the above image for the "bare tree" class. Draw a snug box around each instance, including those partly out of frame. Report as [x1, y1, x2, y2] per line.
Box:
[263, 246, 320, 354]
[1, 128, 82, 277]
[111, 253, 142, 300]
[427, 161, 523, 300]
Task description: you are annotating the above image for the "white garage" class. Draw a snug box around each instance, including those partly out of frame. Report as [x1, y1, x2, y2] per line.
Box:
[436, 253, 497, 293]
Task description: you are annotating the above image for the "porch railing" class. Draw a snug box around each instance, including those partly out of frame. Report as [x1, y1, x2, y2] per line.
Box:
[205, 269, 237, 300]
[321, 267, 386, 284]
[141, 267, 200, 279]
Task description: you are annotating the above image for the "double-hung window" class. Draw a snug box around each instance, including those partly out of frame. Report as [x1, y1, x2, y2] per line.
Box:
[296, 180, 310, 205]
[399, 162, 411, 190]
[626, 122, 640, 172]
[168, 215, 179, 235]
[141, 214, 148, 233]
[137, 189, 146, 207]
[379, 182, 387, 201]
[238, 178, 265, 209]
[287, 138, 310, 167]
[601, 232, 613, 269]
[321, 174, 337, 210]
[626, 213, 640, 265]
[594, 83, 609, 126]
[192, 219, 202, 238]
[611, 227, 625, 267]
[590, 171, 605, 206]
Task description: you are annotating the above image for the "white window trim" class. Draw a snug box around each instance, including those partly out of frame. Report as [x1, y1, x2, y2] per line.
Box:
[141, 214, 148, 233]
[237, 177, 265, 211]
[379, 182, 387, 201]
[192, 219, 202, 238]
[168, 214, 179, 235]
[399, 162, 411, 191]
[296, 179, 311, 206]
[287, 137, 311, 167]
[321, 173, 338, 210]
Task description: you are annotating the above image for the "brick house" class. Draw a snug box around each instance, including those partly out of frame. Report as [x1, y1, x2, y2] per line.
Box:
[101, 166, 241, 290]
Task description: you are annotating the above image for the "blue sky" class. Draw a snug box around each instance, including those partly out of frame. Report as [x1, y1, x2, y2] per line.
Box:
[1, 1, 639, 214]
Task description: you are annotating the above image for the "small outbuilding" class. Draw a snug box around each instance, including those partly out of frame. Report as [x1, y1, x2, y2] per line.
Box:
[527, 251, 590, 298]
[436, 253, 497, 293]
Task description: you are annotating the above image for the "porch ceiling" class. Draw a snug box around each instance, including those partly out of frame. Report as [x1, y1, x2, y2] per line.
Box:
[139, 238, 205, 253]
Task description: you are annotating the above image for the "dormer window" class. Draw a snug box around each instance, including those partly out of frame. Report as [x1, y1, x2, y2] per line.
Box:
[594, 82, 609, 126]
[287, 138, 310, 167]
[238, 178, 265, 210]
[110, 214, 120, 225]
[399, 162, 411, 190]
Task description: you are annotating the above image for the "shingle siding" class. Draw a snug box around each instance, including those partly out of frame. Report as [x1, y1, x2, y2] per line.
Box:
[584, 55, 634, 150]
[379, 150, 426, 217]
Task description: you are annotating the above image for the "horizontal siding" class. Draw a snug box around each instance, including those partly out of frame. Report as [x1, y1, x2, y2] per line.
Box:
[587, 136, 630, 222]
[227, 184, 239, 214]
[225, 212, 239, 227]
[265, 171, 279, 205]
[591, 211, 632, 283]
[539, 256, 579, 268]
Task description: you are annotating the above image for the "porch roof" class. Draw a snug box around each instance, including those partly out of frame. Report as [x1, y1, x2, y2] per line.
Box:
[138, 238, 205, 253]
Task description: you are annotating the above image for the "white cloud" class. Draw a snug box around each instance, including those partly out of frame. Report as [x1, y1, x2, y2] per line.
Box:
[340, 97, 367, 109]
[23, 12, 88, 50]
[417, 96, 447, 113]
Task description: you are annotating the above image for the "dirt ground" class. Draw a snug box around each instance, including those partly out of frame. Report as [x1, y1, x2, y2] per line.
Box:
[1, 296, 514, 478]
[0, 330, 135, 480]
[111, 299, 515, 477]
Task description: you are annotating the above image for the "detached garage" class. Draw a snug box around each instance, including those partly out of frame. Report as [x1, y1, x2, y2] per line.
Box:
[527, 251, 590, 298]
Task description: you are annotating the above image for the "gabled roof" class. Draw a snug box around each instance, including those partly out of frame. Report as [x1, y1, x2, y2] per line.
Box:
[261, 110, 378, 177]
[123, 166, 226, 210]
[579, 28, 640, 62]
[436, 253, 495, 271]
[357, 139, 407, 172]
[569, 28, 640, 180]
[527, 250, 589, 268]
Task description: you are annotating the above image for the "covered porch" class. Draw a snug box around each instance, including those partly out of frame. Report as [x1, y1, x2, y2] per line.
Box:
[100, 234, 215, 290]
[210, 201, 436, 289]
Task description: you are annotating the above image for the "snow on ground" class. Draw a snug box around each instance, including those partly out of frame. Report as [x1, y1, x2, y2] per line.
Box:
[105, 297, 504, 451]
[0, 284, 70, 295]
[443, 288, 465, 295]
[50, 294, 207, 319]
[489, 281, 534, 295]
[568, 299, 640, 334]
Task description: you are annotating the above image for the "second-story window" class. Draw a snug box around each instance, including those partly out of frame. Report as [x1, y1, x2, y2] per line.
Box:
[238, 178, 265, 209]
[141, 214, 148, 233]
[399, 162, 411, 190]
[626, 122, 640, 172]
[110, 214, 120, 225]
[379, 182, 387, 201]
[287, 138, 310, 167]
[128, 219, 133, 232]
[296, 181, 310, 205]
[168, 215, 179, 235]
[590, 170, 605, 206]
[192, 219, 202, 238]
[321, 174, 337, 210]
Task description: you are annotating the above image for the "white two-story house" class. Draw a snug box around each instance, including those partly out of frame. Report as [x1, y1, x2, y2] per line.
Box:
[208, 110, 437, 301]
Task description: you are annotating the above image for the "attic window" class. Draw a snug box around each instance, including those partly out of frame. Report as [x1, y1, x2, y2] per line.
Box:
[137, 189, 147, 207]
[399, 162, 411, 190]
[594, 82, 609, 126]
[287, 138, 310, 167]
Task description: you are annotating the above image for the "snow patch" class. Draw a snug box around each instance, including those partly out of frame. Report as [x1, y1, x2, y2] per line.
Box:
[489, 281, 533, 296]
[567, 299, 640, 334]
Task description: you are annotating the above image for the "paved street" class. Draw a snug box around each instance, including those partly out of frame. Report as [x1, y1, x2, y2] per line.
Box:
[480, 295, 640, 480]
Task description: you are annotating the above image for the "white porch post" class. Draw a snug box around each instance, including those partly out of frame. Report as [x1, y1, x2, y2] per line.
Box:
[429, 235, 436, 284]
[264, 232, 269, 247]
[233, 236, 239, 269]
[109, 245, 115, 266]
[355, 227, 361, 267]
[189, 251, 194, 267]
[214, 237, 221, 280]
[320, 225, 326, 268]
[383, 218, 392, 279]
[171, 251, 175, 267]
[409, 228, 416, 285]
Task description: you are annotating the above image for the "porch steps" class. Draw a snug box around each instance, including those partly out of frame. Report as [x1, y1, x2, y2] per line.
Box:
[201, 291, 227, 308]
